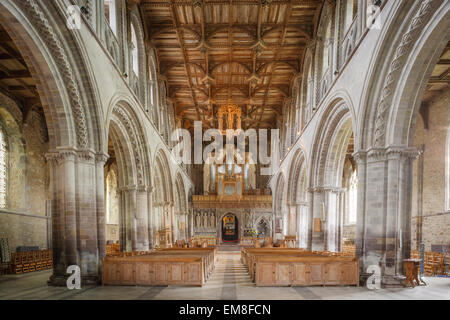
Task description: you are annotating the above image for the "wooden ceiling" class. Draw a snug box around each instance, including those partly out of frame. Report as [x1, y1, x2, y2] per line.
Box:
[140, 0, 323, 129]
[0, 22, 42, 109]
[423, 41, 450, 101]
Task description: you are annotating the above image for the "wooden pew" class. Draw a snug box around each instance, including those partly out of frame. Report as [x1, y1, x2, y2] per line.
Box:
[254, 255, 359, 287]
[153, 248, 217, 280]
[102, 254, 204, 286]
[241, 248, 315, 280]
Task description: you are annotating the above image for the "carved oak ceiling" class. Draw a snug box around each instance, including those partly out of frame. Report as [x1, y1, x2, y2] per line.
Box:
[0, 22, 41, 108]
[140, 0, 323, 129]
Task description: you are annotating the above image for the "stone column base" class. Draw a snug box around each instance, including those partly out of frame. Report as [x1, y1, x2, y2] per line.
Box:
[359, 273, 404, 288]
[47, 273, 100, 287]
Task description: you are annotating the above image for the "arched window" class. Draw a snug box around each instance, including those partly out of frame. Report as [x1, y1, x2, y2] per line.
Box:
[104, 0, 117, 35]
[0, 127, 7, 208]
[346, 169, 358, 224]
[446, 128, 450, 211]
[130, 23, 139, 75]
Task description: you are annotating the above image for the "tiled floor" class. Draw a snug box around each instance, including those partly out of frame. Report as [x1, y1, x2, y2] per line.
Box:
[0, 252, 449, 300]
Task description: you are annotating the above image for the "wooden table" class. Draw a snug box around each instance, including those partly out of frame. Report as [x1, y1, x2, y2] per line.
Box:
[403, 259, 422, 288]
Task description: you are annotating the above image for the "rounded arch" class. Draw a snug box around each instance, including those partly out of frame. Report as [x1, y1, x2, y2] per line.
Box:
[153, 148, 174, 204]
[0, 0, 103, 151]
[386, 9, 450, 147]
[175, 172, 187, 214]
[107, 99, 151, 187]
[310, 97, 356, 188]
[287, 148, 309, 204]
[359, 0, 449, 150]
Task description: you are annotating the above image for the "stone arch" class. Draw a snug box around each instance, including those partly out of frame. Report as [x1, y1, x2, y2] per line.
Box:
[274, 172, 287, 236]
[106, 99, 152, 251]
[309, 96, 356, 251]
[0, 0, 104, 150]
[107, 100, 150, 187]
[359, 0, 449, 150]
[352, 1, 449, 281]
[311, 97, 356, 188]
[287, 149, 308, 204]
[0, 0, 108, 285]
[153, 148, 173, 203]
[174, 173, 187, 240]
[385, 7, 450, 148]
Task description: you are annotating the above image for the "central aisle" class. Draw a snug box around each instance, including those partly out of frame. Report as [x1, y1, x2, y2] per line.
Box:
[1, 252, 449, 300]
[211, 252, 254, 300]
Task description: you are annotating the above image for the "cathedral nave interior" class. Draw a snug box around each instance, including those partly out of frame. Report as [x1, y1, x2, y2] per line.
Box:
[0, 0, 448, 303]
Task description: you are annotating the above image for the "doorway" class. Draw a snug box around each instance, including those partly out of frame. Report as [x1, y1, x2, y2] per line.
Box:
[222, 213, 239, 242]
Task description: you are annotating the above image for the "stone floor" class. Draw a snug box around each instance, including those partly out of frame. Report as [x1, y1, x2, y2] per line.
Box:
[0, 252, 449, 300]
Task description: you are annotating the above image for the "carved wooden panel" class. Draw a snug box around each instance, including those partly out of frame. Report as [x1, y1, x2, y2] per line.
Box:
[276, 263, 291, 286]
[136, 262, 154, 285]
[120, 263, 136, 285]
[168, 262, 184, 284]
[292, 263, 308, 286]
[309, 263, 323, 285]
[324, 263, 340, 285]
[186, 262, 202, 284]
[257, 262, 275, 286]
[103, 262, 121, 285]
[154, 262, 167, 285]
[340, 262, 358, 285]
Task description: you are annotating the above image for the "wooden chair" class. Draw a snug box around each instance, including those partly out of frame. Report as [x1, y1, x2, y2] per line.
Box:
[411, 250, 420, 259]
[46, 250, 53, 269]
[424, 252, 434, 275]
[11, 253, 23, 274]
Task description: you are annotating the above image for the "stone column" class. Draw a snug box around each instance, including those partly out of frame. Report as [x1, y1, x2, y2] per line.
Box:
[46, 148, 104, 286]
[136, 185, 149, 250]
[323, 187, 345, 252]
[169, 202, 176, 243]
[95, 153, 109, 271]
[310, 187, 325, 251]
[46, 149, 78, 286]
[296, 202, 309, 248]
[356, 147, 418, 285]
[147, 186, 154, 249]
[119, 186, 136, 252]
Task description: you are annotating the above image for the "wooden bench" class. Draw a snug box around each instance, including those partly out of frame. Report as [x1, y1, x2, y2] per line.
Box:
[153, 248, 217, 280]
[242, 248, 315, 280]
[254, 255, 359, 287]
[102, 254, 204, 286]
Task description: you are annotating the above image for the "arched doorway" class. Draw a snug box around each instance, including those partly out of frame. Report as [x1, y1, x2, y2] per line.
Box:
[222, 213, 239, 242]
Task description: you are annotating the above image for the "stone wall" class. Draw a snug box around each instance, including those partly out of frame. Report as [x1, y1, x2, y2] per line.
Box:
[411, 88, 450, 251]
[0, 95, 49, 251]
[343, 225, 356, 241]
